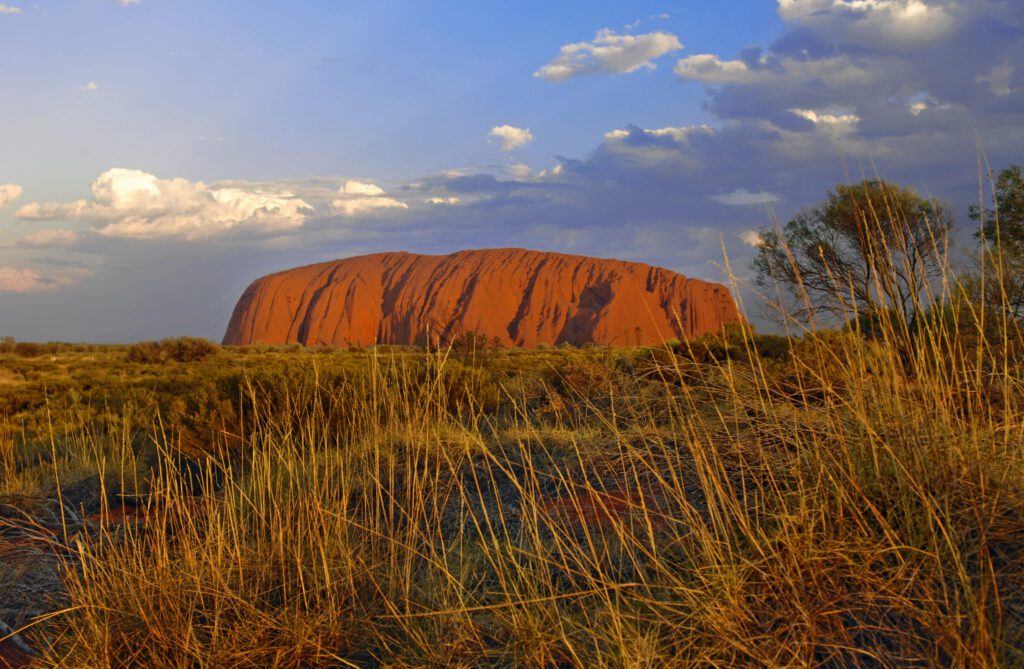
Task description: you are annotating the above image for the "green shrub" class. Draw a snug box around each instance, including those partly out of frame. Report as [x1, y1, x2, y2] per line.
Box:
[160, 337, 220, 363]
[752, 333, 792, 361]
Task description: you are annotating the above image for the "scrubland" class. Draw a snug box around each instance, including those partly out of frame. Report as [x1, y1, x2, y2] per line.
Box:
[3, 173, 1024, 667]
[0, 299, 1021, 668]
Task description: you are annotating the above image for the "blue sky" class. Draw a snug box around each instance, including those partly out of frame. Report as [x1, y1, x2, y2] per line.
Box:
[1, 0, 1022, 341]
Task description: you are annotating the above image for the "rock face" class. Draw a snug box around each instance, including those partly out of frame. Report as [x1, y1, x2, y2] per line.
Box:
[222, 248, 741, 347]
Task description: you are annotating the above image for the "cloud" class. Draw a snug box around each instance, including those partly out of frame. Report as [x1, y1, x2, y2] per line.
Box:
[508, 164, 534, 180]
[669, 0, 1024, 167]
[739, 230, 764, 247]
[488, 125, 533, 151]
[118, 0, 141, 5]
[0, 184, 22, 207]
[16, 229, 80, 248]
[977, 60, 1016, 97]
[789, 108, 861, 135]
[534, 29, 682, 82]
[0, 267, 62, 293]
[536, 163, 564, 178]
[340, 180, 386, 196]
[904, 92, 948, 116]
[605, 125, 714, 143]
[80, 81, 99, 92]
[674, 54, 765, 84]
[425, 196, 460, 205]
[601, 124, 716, 166]
[17, 168, 313, 240]
[623, 12, 671, 31]
[778, 0, 955, 48]
[0, 4, 20, 14]
[674, 53, 870, 87]
[332, 180, 408, 216]
[712, 189, 782, 206]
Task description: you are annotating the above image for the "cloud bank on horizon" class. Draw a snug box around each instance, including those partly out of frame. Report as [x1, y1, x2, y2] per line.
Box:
[1, 0, 1022, 341]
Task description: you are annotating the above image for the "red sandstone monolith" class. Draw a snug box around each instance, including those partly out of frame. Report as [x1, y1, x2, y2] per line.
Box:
[222, 248, 740, 347]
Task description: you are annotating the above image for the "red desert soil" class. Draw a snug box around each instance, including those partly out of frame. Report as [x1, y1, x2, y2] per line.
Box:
[542, 487, 672, 529]
[223, 248, 741, 347]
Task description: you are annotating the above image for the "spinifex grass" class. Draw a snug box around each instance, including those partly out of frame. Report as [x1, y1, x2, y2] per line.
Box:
[15, 310, 1015, 668]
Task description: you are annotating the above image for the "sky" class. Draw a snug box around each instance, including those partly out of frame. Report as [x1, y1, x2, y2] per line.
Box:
[1, 0, 1022, 342]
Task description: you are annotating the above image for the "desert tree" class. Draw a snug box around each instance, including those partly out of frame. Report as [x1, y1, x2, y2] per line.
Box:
[967, 165, 1024, 321]
[751, 180, 953, 326]
[971, 165, 1024, 250]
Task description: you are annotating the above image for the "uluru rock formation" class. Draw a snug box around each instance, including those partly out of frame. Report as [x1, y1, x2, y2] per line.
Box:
[223, 249, 741, 347]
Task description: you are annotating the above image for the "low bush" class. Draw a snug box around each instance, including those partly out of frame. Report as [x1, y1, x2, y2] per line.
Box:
[160, 337, 220, 363]
[124, 337, 220, 364]
[125, 340, 164, 363]
[12, 342, 47, 358]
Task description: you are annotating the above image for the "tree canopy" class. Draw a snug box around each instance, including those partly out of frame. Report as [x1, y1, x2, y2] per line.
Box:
[967, 165, 1024, 321]
[752, 180, 952, 324]
[971, 165, 1024, 250]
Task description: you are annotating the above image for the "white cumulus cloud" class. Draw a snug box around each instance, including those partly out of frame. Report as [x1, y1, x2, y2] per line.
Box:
[739, 230, 764, 247]
[534, 29, 682, 82]
[340, 180, 386, 196]
[488, 125, 533, 151]
[425, 196, 460, 205]
[16, 168, 313, 240]
[674, 54, 763, 84]
[332, 180, 408, 217]
[0, 184, 22, 207]
[0, 4, 21, 14]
